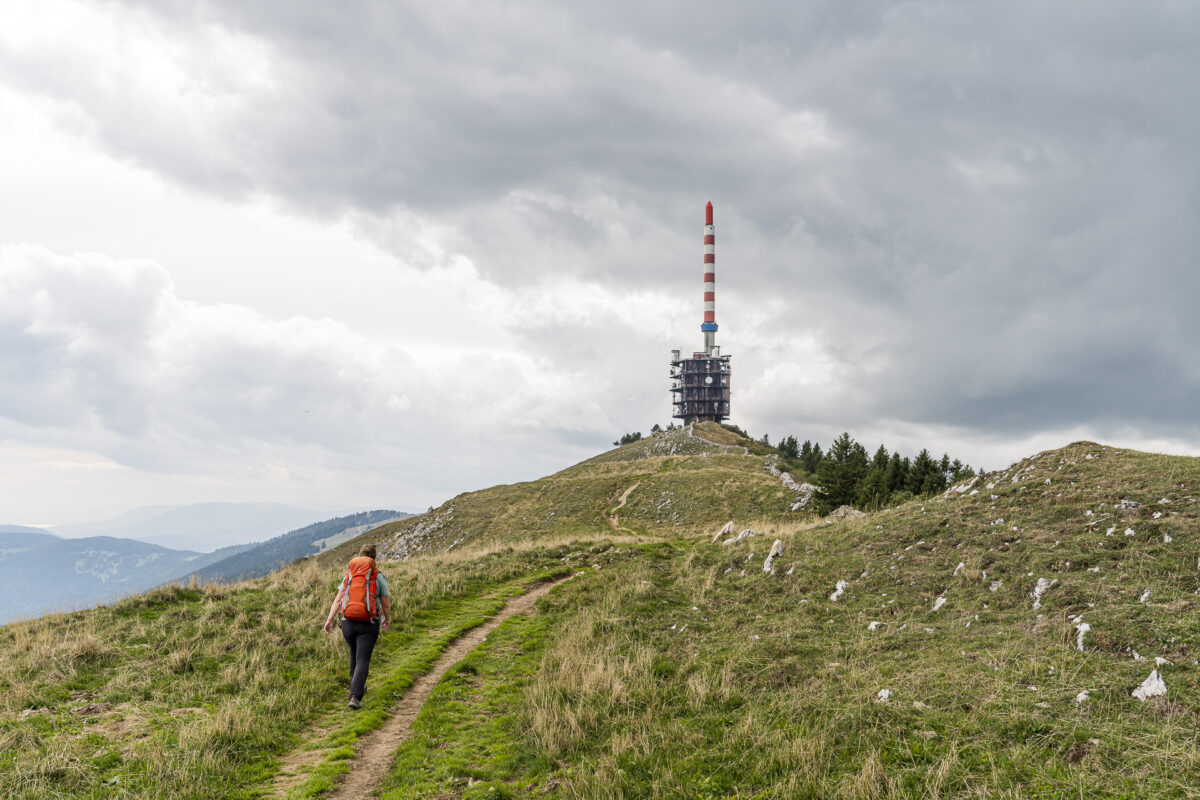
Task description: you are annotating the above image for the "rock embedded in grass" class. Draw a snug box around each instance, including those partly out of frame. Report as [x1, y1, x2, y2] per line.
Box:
[1132, 670, 1167, 701]
[722, 529, 756, 546]
[1075, 622, 1091, 651]
[711, 521, 735, 543]
[762, 539, 784, 573]
[1031, 577, 1056, 610]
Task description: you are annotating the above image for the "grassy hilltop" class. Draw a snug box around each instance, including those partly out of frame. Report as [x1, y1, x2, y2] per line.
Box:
[3, 428, 1200, 799]
[318, 422, 795, 565]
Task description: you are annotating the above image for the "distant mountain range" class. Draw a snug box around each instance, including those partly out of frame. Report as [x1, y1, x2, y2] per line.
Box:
[0, 508, 412, 623]
[186, 509, 410, 583]
[49, 502, 366, 552]
[0, 528, 248, 623]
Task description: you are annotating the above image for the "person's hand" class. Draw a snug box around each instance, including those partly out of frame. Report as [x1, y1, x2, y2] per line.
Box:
[323, 618, 335, 634]
[381, 619, 391, 632]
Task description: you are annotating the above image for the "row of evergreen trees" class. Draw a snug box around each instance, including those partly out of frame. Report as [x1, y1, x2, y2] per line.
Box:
[615, 424, 978, 515]
[773, 432, 977, 512]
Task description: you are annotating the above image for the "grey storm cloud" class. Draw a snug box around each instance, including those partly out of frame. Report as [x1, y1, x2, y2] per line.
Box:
[2, 0, 1198, 458]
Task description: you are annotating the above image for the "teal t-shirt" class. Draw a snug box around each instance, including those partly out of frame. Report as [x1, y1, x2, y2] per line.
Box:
[339, 572, 389, 597]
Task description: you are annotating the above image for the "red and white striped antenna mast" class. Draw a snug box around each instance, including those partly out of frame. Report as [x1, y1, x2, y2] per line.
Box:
[670, 201, 732, 425]
[702, 200, 718, 353]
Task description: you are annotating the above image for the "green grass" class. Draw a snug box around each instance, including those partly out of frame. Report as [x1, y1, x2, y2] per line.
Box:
[282, 569, 569, 799]
[376, 610, 555, 799]
[8, 440, 1200, 798]
[0, 549, 570, 800]
[322, 423, 804, 565]
[355, 443, 1200, 798]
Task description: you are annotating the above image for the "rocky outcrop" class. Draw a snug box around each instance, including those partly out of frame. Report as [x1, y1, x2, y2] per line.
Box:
[828, 505, 866, 519]
[764, 455, 820, 510]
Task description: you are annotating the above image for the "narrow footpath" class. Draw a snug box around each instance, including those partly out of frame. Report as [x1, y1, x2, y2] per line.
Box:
[271, 576, 571, 800]
[604, 481, 641, 532]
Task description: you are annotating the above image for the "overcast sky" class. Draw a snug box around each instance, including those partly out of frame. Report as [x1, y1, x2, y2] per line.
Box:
[2, 0, 1198, 526]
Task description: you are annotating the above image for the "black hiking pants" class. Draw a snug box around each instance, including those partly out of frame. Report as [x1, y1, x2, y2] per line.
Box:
[339, 618, 380, 700]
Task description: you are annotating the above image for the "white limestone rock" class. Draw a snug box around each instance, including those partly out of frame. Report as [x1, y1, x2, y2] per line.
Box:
[829, 580, 849, 602]
[1031, 577, 1055, 610]
[722, 529, 756, 546]
[711, 521, 735, 543]
[1132, 670, 1167, 701]
[829, 505, 867, 519]
[1075, 622, 1091, 651]
[763, 539, 785, 573]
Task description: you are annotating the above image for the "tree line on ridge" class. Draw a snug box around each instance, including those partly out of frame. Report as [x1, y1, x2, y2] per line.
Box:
[616, 425, 979, 515]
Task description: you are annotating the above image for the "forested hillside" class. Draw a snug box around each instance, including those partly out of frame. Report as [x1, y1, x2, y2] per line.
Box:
[190, 510, 409, 583]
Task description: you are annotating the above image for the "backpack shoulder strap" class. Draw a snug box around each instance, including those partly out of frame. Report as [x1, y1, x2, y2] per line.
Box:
[340, 568, 352, 615]
[367, 567, 378, 619]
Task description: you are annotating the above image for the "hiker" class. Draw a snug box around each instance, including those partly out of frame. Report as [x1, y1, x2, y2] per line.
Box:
[323, 544, 391, 709]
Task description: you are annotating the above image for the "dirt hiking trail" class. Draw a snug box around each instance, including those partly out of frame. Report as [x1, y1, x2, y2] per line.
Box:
[271, 576, 571, 799]
[604, 481, 641, 531]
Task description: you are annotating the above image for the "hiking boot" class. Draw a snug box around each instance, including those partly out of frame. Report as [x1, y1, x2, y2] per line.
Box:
[348, 696, 362, 709]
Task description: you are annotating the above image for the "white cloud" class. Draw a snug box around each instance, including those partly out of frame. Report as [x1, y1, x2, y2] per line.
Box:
[2, 0, 1199, 522]
[0, 244, 612, 520]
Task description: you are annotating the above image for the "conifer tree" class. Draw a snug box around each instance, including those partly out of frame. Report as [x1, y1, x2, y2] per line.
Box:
[885, 452, 907, 492]
[816, 432, 869, 512]
[808, 443, 824, 473]
[922, 465, 947, 494]
[860, 444, 891, 509]
[778, 435, 800, 461]
[908, 449, 935, 494]
[871, 444, 890, 472]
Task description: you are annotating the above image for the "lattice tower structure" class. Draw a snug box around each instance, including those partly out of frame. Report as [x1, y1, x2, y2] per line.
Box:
[670, 201, 732, 424]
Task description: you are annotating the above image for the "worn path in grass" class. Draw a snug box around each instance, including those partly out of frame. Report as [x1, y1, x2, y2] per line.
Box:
[274, 576, 572, 800]
[603, 480, 641, 531]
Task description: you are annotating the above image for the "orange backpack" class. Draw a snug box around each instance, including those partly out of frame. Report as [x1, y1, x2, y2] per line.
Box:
[341, 557, 379, 622]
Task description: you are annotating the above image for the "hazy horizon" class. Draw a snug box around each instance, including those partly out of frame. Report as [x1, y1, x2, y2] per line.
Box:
[2, 1, 1198, 523]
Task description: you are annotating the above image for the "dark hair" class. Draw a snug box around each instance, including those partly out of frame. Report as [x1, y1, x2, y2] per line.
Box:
[359, 544, 378, 560]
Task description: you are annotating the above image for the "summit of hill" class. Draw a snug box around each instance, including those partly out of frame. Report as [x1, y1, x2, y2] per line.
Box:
[3, 434, 1199, 798]
[317, 422, 793, 565]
